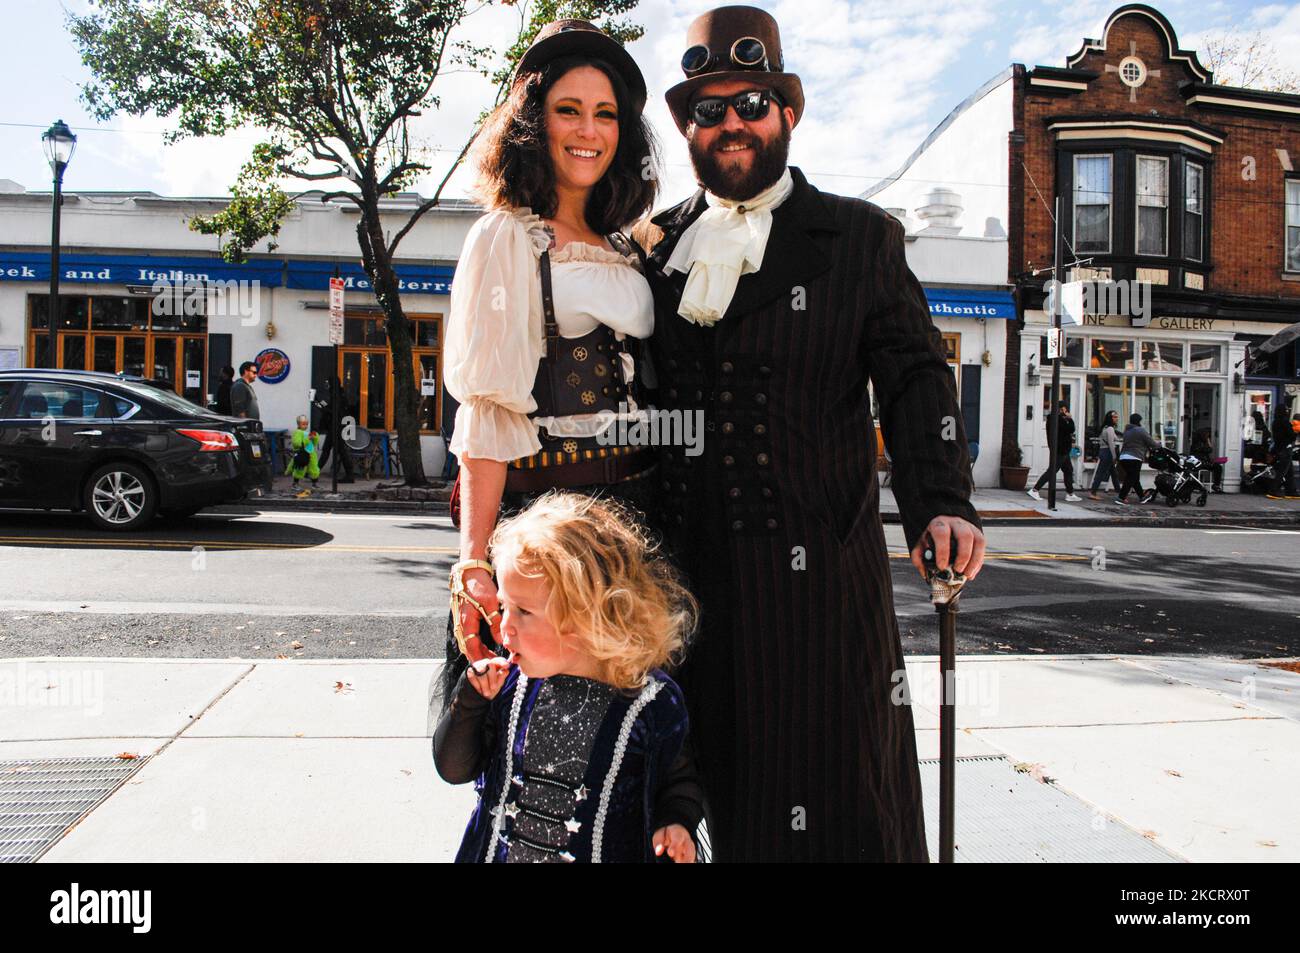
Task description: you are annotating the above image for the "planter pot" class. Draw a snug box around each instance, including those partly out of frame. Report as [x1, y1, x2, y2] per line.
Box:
[1000, 466, 1029, 491]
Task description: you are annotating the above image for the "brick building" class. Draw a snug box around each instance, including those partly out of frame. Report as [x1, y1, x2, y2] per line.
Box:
[1011, 3, 1300, 491]
[869, 3, 1300, 492]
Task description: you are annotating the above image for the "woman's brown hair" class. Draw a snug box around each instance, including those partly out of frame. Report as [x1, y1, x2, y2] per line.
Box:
[472, 54, 659, 235]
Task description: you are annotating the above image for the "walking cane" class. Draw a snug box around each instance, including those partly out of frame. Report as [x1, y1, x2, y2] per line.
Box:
[923, 535, 967, 863]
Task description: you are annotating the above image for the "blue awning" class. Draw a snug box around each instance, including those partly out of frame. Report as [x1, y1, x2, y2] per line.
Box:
[925, 287, 1016, 320]
[283, 259, 454, 294]
[0, 251, 283, 287]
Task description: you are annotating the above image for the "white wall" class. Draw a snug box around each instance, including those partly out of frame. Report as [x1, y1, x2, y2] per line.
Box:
[864, 71, 1012, 240]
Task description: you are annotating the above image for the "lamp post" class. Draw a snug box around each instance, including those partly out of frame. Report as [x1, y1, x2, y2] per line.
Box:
[42, 119, 77, 369]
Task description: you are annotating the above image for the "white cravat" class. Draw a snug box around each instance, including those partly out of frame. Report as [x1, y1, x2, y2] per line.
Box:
[664, 166, 794, 326]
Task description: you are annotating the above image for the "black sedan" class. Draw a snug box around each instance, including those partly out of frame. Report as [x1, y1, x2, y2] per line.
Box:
[0, 369, 271, 531]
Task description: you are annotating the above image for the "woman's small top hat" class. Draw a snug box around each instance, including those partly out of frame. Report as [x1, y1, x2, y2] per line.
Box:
[512, 19, 647, 113]
[665, 5, 804, 134]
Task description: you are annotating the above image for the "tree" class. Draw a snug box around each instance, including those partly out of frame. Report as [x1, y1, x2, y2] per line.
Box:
[1199, 28, 1300, 94]
[69, 0, 644, 485]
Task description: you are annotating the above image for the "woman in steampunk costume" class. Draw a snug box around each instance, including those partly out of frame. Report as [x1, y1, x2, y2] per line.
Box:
[431, 22, 696, 850]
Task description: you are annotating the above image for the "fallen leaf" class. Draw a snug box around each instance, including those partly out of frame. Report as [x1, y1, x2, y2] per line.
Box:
[290, 640, 304, 650]
[275, 653, 290, 660]
[1258, 840, 1278, 848]
[1141, 830, 1158, 839]
[334, 681, 354, 694]
[116, 752, 138, 760]
[294, 731, 305, 738]
[399, 769, 412, 776]
[1165, 769, 1182, 778]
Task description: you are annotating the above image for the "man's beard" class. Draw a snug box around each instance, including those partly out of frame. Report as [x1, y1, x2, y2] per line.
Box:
[688, 111, 790, 201]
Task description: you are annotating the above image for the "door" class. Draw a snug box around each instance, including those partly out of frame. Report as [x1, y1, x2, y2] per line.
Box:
[0, 381, 118, 507]
[1035, 377, 1083, 486]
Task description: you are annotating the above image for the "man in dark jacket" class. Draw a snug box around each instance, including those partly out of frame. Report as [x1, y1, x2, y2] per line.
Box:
[640, 5, 984, 862]
[215, 365, 235, 416]
[1270, 405, 1296, 497]
[1028, 401, 1080, 501]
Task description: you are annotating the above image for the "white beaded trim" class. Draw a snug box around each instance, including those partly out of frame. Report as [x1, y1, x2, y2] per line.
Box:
[592, 680, 662, 863]
[484, 673, 528, 863]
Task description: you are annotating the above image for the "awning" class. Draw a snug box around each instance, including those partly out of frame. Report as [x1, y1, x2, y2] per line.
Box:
[0, 251, 283, 287]
[925, 287, 1016, 320]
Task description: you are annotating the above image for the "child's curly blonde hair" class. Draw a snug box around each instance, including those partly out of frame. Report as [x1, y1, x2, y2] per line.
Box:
[488, 491, 697, 692]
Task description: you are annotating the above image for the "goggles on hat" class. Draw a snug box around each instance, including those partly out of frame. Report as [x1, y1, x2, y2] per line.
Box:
[681, 36, 771, 76]
[689, 88, 784, 128]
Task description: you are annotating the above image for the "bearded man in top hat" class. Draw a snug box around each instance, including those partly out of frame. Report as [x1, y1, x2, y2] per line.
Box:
[636, 5, 986, 862]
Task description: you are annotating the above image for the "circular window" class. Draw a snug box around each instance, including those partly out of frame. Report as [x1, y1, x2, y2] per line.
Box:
[1119, 56, 1146, 87]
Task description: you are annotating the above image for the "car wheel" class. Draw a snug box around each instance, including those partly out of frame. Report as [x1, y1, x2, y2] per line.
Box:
[84, 463, 157, 531]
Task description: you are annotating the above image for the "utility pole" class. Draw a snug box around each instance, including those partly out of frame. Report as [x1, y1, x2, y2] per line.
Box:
[1046, 195, 1063, 511]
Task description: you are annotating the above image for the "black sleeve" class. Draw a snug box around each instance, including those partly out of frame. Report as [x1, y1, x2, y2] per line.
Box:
[652, 735, 706, 832]
[432, 669, 497, 784]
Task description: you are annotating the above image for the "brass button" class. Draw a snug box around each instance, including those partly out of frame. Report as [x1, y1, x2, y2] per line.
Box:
[573, 346, 588, 362]
[566, 372, 581, 388]
[731, 519, 744, 531]
[581, 390, 596, 406]
[706, 421, 716, 432]
[594, 363, 608, 378]
[766, 518, 778, 529]
[729, 487, 741, 499]
[562, 439, 578, 454]
[721, 422, 735, 434]
[754, 393, 767, 405]
[756, 453, 770, 466]
[719, 391, 733, 403]
[762, 487, 774, 498]
[679, 482, 688, 492]
[723, 455, 735, 467]
[754, 423, 767, 435]
[601, 386, 610, 396]
[759, 365, 772, 376]
[721, 361, 734, 373]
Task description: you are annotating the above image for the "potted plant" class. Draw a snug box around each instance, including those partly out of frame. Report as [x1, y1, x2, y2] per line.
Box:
[1000, 440, 1029, 490]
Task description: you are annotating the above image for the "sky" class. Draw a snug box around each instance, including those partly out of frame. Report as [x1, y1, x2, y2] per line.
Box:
[2, 0, 1298, 222]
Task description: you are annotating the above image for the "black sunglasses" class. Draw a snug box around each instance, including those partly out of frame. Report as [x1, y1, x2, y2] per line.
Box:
[689, 88, 784, 128]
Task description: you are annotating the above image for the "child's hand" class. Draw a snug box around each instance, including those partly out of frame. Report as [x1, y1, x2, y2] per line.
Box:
[652, 824, 695, 863]
[465, 656, 511, 700]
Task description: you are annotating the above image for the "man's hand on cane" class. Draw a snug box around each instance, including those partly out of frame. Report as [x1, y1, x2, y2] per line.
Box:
[456, 566, 500, 664]
[909, 515, 985, 583]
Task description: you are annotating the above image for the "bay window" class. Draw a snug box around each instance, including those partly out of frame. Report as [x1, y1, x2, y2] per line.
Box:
[1073, 155, 1112, 253]
[1136, 156, 1168, 256]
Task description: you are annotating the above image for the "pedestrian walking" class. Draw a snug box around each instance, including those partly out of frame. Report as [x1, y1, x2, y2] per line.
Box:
[1116, 413, 1160, 505]
[215, 365, 235, 416]
[1268, 404, 1296, 498]
[1028, 401, 1081, 501]
[230, 361, 260, 420]
[1088, 409, 1123, 499]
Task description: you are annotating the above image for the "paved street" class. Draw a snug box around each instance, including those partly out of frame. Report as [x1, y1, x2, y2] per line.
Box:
[1, 505, 1296, 660]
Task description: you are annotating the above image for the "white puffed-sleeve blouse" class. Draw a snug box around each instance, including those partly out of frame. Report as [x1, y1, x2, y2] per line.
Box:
[443, 206, 654, 463]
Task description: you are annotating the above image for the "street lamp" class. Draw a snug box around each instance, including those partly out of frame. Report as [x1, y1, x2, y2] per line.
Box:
[42, 119, 76, 369]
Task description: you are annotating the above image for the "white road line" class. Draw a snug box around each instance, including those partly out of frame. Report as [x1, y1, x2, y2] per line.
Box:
[201, 511, 451, 524]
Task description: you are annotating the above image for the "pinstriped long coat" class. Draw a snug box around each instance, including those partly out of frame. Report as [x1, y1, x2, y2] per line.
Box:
[641, 166, 980, 862]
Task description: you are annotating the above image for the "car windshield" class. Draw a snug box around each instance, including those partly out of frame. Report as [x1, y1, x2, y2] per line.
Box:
[113, 381, 210, 416]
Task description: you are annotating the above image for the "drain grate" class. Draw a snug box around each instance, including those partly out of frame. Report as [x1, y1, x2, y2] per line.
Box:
[0, 757, 150, 863]
[918, 755, 1183, 863]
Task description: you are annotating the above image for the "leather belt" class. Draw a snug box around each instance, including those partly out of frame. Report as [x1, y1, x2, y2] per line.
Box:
[504, 449, 655, 494]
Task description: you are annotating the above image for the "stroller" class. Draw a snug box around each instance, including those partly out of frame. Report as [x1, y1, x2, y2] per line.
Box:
[1147, 446, 1210, 508]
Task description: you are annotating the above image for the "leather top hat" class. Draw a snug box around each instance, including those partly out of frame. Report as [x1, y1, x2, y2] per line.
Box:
[665, 5, 804, 134]
[512, 19, 647, 112]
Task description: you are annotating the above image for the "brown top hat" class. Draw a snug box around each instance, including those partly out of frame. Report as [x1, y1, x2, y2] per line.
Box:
[512, 19, 647, 113]
[664, 5, 804, 134]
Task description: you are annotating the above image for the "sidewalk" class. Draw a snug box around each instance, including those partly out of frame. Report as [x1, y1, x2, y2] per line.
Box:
[3, 654, 1297, 862]
[879, 484, 1300, 525]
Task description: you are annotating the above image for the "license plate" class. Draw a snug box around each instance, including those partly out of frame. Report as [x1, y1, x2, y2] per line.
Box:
[251, 444, 262, 458]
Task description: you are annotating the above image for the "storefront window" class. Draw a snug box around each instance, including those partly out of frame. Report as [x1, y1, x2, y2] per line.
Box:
[1188, 343, 1222, 374]
[1140, 340, 1183, 372]
[1133, 376, 1178, 449]
[1090, 338, 1133, 370]
[1039, 334, 1084, 367]
[91, 297, 148, 330]
[1085, 374, 1132, 461]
